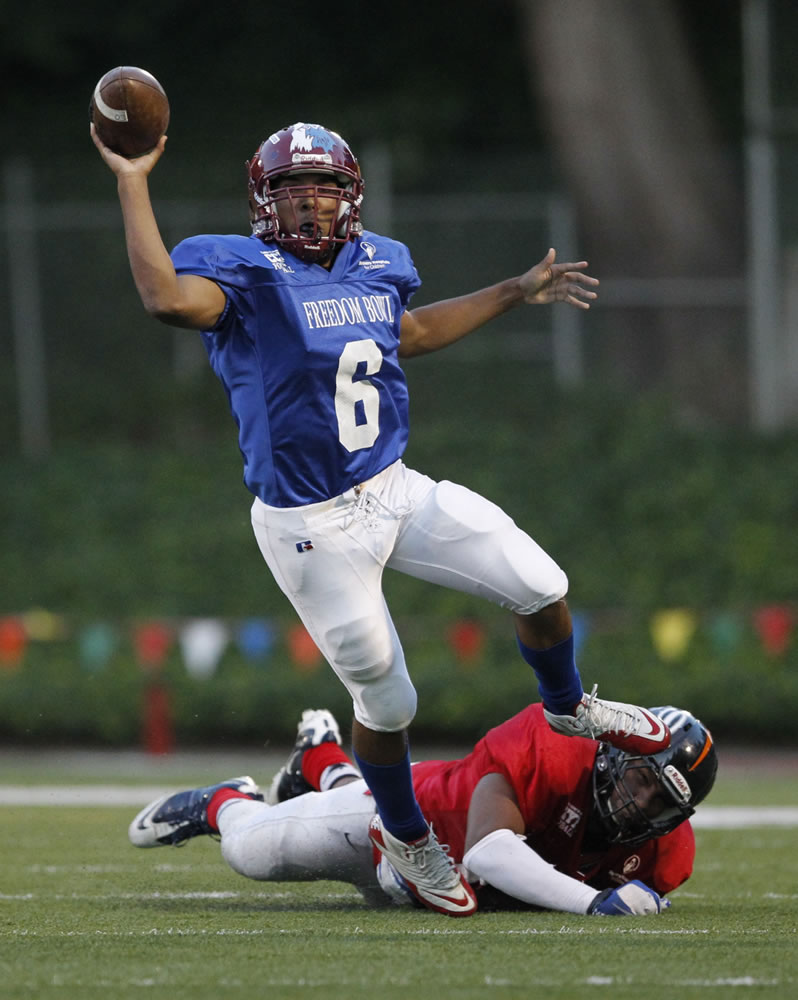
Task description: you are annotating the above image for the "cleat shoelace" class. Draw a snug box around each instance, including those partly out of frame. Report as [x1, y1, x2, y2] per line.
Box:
[581, 684, 639, 738]
[399, 832, 460, 888]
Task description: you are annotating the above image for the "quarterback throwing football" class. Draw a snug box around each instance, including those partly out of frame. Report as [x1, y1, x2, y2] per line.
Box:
[94, 119, 670, 917]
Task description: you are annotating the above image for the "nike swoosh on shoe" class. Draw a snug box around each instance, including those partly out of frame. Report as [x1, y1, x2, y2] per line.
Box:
[408, 880, 477, 915]
[637, 710, 669, 742]
[423, 889, 477, 910]
[136, 801, 161, 830]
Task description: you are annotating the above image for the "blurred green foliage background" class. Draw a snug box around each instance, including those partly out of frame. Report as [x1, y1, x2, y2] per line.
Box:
[1, 1, 796, 748]
[3, 375, 796, 747]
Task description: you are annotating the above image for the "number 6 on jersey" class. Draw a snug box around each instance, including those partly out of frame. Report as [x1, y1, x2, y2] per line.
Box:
[335, 339, 382, 452]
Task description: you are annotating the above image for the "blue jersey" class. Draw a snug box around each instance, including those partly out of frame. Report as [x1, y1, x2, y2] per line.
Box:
[171, 232, 421, 506]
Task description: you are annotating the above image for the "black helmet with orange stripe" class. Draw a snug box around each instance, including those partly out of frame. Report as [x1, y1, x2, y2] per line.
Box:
[592, 706, 718, 847]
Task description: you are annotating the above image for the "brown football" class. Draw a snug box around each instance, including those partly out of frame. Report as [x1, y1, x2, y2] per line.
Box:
[90, 66, 170, 158]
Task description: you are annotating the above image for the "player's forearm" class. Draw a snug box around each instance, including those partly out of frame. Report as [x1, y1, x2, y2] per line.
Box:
[116, 174, 187, 324]
[399, 277, 523, 357]
[462, 828, 597, 914]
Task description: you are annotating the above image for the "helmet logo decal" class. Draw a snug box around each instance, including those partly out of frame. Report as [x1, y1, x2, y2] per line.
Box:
[292, 152, 333, 165]
[290, 123, 336, 154]
[663, 764, 692, 804]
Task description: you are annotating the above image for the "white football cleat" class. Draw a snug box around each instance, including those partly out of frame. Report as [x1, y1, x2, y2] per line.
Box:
[368, 815, 477, 917]
[544, 685, 671, 754]
[375, 856, 416, 907]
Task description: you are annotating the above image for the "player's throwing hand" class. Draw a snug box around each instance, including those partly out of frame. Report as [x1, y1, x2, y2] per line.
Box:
[90, 122, 166, 176]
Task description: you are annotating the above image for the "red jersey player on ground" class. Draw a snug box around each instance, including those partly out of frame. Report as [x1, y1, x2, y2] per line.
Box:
[130, 704, 716, 916]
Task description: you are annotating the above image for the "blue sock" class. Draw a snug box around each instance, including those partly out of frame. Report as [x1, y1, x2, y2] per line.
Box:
[353, 748, 429, 842]
[516, 633, 583, 714]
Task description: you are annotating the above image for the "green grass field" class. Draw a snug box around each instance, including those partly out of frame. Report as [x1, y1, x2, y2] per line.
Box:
[1, 750, 796, 999]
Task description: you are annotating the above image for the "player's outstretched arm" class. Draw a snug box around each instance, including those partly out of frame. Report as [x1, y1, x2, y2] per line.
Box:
[91, 124, 225, 330]
[398, 248, 598, 358]
[461, 773, 667, 915]
[462, 773, 597, 913]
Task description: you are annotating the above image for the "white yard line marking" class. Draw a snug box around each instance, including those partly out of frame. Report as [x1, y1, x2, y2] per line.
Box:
[1, 787, 797, 827]
[0, 925, 769, 938]
[0, 786, 177, 805]
[691, 806, 798, 828]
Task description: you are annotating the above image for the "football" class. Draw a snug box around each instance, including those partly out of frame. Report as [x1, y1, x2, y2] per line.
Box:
[90, 66, 170, 158]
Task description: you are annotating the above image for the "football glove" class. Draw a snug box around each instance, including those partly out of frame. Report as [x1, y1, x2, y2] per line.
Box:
[588, 879, 670, 916]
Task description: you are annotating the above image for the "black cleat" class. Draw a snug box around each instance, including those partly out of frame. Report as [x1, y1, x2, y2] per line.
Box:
[129, 776, 263, 847]
[266, 709, 342, 804]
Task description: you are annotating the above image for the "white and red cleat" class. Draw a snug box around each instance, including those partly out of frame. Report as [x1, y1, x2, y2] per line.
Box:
[544, 685, 671, 754]
[368, 815, 477, 917]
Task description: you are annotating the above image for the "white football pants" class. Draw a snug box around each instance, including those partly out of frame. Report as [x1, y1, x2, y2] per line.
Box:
[251, 460, 567, 732]
[217, 780, 386, 905]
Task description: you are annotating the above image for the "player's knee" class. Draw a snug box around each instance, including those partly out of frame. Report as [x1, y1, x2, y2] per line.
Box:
[542, 567, 569, 605]
[508, 552, 569, 613]
[355, 674, 417, 732]
[221, 833, 273, 880]
[323, 618, 415, 729]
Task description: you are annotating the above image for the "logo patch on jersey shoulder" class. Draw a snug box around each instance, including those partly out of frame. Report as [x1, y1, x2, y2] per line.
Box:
[295, 540, 314, 553]
[558, 803, 583, 837]
[261, 248, 295, 274]
[622, 854, 641, 875]
[607, 856, 641, 886]
[358, 240, 389, 271]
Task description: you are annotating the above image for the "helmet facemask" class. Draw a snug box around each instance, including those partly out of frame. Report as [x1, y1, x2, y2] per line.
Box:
[592, 707, 718, 848]
[592, 751, 695, 847]
[251, 172, 362, 264]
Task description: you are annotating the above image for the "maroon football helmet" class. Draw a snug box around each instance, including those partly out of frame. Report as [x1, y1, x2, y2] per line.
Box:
[247, 122, 364, 263]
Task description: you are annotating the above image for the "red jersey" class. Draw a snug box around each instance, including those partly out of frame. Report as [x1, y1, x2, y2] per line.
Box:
[411, 704, 694, 895]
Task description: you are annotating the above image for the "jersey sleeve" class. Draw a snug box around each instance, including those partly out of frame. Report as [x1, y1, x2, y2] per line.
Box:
[358, 231, 421, 308]
[584, 821, 696, 896]
[642, 822, 696, 894]
[396, 244, 422, 306]
[171, 234, 254, 331]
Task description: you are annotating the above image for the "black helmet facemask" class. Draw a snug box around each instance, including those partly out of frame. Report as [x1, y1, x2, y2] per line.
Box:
[592, 706, 718, 848]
